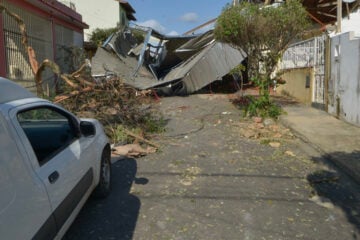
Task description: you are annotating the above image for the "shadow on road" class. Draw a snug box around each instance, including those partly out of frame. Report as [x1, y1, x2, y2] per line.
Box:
[308, 151, 360, 237]
[64, 158, 144, 240]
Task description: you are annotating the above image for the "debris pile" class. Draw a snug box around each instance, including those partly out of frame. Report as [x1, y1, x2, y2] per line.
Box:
[52, 65, 162, 157]
[55, 74, 163, 146]
[1, 3, 163, 157]
[236, 117, 295, 147]
[92, 26, 246, 96]
[112, 144, 157, 157]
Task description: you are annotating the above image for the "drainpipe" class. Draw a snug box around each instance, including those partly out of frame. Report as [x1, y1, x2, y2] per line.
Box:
[324, 35, 331, 112]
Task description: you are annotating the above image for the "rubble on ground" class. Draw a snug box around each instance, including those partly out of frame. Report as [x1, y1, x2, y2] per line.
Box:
[112, 144, 157, 157]
[56, 74, 161, 151]
[236, 117, 295, 144]
[0, 4, 160, 156]
[91, 26, 246, 96]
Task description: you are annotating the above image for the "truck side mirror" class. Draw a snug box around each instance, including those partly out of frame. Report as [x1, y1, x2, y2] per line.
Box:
[80, 121, 96, 137]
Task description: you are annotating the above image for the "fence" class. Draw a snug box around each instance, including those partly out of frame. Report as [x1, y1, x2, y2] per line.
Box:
[279, 35, 327, 106]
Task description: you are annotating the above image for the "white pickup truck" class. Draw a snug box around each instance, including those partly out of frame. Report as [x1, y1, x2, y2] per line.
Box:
[0, 77, 111, 239]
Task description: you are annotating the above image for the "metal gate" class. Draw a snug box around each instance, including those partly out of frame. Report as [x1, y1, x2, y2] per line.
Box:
[280, 34, 326, 108]
[313, 35, 326, 107]
[55, 24, 83, 74]
[2, 0, 54, 92]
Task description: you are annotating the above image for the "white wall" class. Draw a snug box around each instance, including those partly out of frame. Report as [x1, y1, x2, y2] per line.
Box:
[66, 0, 119, 40]
[342, 9, 360, 37]
[328, 31, 360, 126]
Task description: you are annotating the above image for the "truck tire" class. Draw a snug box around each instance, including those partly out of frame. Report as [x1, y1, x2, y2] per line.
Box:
[93, 146, 111, 198]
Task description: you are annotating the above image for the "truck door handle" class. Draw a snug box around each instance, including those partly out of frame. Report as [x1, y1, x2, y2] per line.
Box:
[48, 171, 59, 184]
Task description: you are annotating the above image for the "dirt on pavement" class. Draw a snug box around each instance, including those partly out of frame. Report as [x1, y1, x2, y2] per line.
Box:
[65, 94, 360, 240]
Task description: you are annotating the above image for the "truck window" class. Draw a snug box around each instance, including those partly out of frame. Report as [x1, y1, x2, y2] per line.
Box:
[17, 107, 78, 166]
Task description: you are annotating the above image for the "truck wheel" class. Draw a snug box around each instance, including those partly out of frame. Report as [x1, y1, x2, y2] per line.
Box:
[93, 147, 111, 198]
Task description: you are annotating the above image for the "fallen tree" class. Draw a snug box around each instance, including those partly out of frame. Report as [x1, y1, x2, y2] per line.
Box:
[1, 3, 163, 153]
[56, 74, 164, 146]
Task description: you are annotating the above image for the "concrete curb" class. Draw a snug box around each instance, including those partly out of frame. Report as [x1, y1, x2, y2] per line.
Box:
[280, 116, 360, 185]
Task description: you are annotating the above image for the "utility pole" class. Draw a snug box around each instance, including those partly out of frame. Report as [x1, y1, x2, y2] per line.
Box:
[337, 0, 342, 33]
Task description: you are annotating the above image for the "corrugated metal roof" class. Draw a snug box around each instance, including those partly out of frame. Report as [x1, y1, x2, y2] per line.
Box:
[175, 31, 215, 61]
[183, 42, 245, 93]
[93, 28, 246, 94]
[144, 42, 246, 93]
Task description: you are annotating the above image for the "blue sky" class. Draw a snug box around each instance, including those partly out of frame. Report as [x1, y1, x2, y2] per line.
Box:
[129, 0, 231, 35]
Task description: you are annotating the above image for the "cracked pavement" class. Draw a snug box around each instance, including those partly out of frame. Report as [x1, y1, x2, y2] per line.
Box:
[65, 94, 360, 240]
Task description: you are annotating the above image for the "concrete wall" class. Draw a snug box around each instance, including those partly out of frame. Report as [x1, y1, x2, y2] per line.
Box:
[341, 9, 360, 37]
[68, 0, 119, 40]
[277, 68, 314, 105]
[328, 31, 360, 126]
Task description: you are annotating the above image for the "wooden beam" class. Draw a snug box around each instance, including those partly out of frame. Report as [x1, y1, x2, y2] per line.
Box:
[317, 11, 337, 18]
[317, 2, 337, 8]
[183, 18, 217, 35]
[337, 0, 342, 33]
[307, 11, 327, 29]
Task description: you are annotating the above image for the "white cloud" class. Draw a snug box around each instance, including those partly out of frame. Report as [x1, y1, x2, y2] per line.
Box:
[180, 12, 199, 23]
[167, 30, 179, 36]
[137, 19, 166, 33]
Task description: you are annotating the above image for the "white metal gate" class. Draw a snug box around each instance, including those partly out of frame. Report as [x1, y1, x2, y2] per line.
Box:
[313, 35, 326, 106]
[280, 35, 326, 107]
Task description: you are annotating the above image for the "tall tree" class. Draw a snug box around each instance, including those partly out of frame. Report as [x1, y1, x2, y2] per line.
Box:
[215, 0, 309, 117]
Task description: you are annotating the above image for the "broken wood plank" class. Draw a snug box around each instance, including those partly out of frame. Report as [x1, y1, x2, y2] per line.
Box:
[124, 129, 160, 148]
[54, 87, 93, 103]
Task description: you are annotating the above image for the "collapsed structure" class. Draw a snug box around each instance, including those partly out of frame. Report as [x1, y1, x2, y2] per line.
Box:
[91, 26, 246, 95]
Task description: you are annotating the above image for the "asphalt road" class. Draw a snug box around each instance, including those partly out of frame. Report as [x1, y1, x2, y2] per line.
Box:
[65, 94, 360, 240]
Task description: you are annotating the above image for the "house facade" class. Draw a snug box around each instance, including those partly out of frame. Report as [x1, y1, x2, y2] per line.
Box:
[0, 0, 88, 93]
[328, 31, 360, 126]
[327, 8, 360, 126]
[278, 5, 360, 127]
[117, 0, 136, 28]
[277, 35, 327, 108]
[63, 0, 136, 40]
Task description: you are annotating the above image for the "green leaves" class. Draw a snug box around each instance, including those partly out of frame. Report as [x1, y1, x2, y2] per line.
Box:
[90, 27, 118, 46]
[215, 0, 309, 77]
[215, 1, 309, 118]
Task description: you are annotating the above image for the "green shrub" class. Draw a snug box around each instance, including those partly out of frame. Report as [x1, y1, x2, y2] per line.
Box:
[141, 114, 166, 134]
[90, 27, 118, 46]
[242, 95, 282, 119]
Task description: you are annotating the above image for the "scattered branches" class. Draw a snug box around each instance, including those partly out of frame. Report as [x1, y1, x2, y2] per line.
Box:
[1, 3, 163, 150]
[57, 76, 164, 145]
